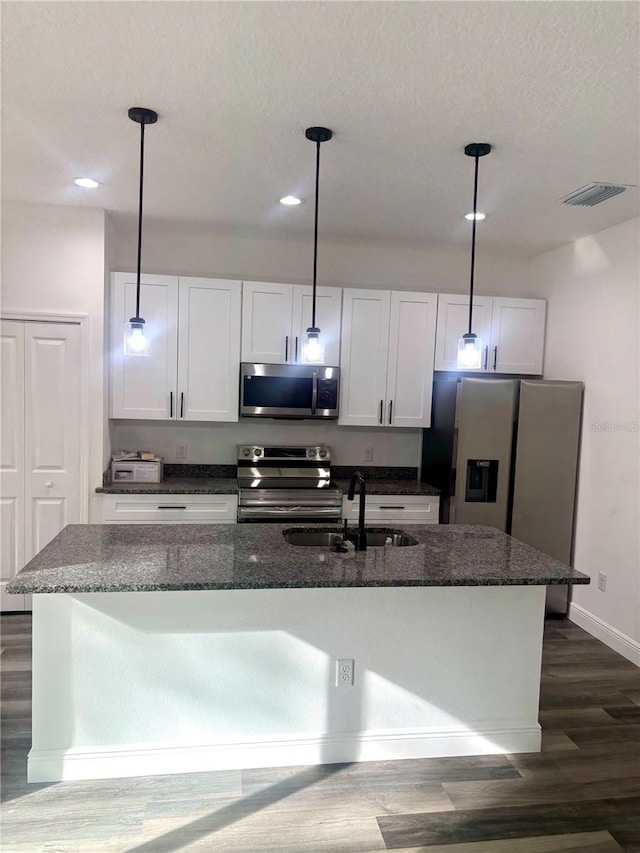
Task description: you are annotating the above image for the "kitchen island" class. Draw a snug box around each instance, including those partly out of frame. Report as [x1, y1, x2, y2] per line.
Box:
[8, 523, 589, 783]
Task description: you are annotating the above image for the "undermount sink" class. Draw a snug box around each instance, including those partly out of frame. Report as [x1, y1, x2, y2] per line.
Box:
[283, 528, 418, 547]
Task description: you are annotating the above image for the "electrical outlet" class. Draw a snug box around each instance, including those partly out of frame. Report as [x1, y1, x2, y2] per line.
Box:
[597, 571, 607, 592]
[176, 442, 188, 460]
[336, 658, 354, 687]
[364, 446, 374, 462]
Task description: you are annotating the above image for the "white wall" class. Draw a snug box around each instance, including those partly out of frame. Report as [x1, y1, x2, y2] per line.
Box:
[1, 201, 107, 520]
[111, 419, 419, 467]
[530, 217, 639, 649]
[109, 214, 531, 296]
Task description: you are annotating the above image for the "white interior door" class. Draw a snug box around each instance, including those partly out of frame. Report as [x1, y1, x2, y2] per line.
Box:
[386, 291, 438, 427]
[292, 285, 343, 365]
[434, 294, 493, 371]
[240, 282, 293, 363]
[178, 278, 242, 421]
[110, 273, 179, 419]
[338, 289, 390, 427]
[490, 298, 547, 374]
[0, 321, 26, 611]
[24, 323, 81, 570]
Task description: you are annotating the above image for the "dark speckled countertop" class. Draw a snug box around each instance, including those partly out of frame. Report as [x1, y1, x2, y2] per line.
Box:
[8, 523, 589, 594]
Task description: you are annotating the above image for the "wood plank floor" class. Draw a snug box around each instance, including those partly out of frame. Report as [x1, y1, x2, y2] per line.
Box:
[1, 613, 639, 852]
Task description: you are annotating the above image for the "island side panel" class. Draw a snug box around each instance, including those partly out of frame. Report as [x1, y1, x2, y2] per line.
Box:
[29, 586, 545, 782]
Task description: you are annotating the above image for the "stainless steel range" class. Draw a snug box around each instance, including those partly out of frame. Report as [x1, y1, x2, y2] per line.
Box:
[236, 445, 342, 522]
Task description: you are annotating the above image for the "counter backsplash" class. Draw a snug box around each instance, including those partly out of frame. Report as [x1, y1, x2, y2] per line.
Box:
[102, 463, 418, 486]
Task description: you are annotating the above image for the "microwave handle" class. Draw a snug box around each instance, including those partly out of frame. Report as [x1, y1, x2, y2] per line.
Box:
[311, 371, 318, 414]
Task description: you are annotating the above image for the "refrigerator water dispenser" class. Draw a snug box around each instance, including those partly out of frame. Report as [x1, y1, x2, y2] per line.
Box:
[465, 459, 498, 503]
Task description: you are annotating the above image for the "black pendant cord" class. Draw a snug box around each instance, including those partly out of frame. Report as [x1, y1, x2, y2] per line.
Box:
[468, 153, 480, 336]
[135, 120, 146, 321]
[311, 138, 321, 329]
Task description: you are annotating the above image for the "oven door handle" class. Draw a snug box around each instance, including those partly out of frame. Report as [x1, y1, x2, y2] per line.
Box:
[311, 371, 318, 415]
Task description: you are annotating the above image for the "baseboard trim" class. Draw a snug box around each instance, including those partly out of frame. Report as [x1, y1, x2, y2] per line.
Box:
[569, 603, 640, 666]
[27, 724, 541, 783]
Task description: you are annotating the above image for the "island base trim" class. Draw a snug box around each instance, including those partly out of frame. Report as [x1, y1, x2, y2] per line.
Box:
[27, 724, 542, 783]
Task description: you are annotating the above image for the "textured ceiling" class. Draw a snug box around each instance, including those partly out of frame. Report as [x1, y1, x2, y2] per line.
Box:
[2, 1, 638, 256]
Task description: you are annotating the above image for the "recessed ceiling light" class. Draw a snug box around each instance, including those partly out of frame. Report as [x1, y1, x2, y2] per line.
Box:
[74, 177, 101, 189]
[280, 195, 303, 206]
[465, 211, 486, 221]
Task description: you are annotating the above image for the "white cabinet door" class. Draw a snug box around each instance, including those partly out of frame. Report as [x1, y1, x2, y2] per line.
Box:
[177, 278, 241, 422]
[24, 324, 81, 564]
[339, 289, 390, 427]
[291, 285, 342, 365]
[434, 294, 493, 371]
[111, 273, 179, 418]
[241, 282, 293, 363]
[490, 298, 546, 375]
[386, 291, 437, 427]
[0, 321, 25, 611]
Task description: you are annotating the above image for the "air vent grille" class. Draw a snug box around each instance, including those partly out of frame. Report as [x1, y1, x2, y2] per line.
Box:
[559, 182, 631, 207]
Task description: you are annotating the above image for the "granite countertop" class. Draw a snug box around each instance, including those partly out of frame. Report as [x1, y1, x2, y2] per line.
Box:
[8, 523, 589, 594]
[96, 478, 239, 495]
[96, 478, 439, 497]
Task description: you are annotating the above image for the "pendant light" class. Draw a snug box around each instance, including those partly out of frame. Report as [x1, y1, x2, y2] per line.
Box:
[124, 107, 158, 356]
[301, 126, 332, 364]
[458, 142, 491, 369]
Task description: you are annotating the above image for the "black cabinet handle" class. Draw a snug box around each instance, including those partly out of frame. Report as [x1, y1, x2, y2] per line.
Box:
[493, 346, 498, 370]
[379, 505, 405, 510]
[483, 346, 489, 370]
[295, 336, 298, 362]
[379, 399, 383, 424]
[157, 505, 186, 510]
[285, 335, 289, 362]
[169, 392, 173, 418]
[388, 400, 393, 424]
[180, 392, 184, 418]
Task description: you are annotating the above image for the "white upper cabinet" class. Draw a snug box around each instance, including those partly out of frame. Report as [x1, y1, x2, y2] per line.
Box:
[111, 273, 179, 419]
[339, 289, 390, 427]
[434, 294, 493, 372]
[241, 282, 293, 363]
[242, 282, 342, 365]
[177, 277, 242, 421]
[111, 273, 241, 421]
[434, 294, 546, 375]
[385, 291, 438, 427]
[489, 297, 546, 375]
[291, 286, 342, 366]
[339, 289, 437, 428]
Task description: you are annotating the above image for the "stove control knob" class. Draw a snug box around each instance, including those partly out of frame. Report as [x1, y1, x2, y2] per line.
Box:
[243, 448, 251, 457]
[319, 449, 327, 459]
[308, 449, 317, 458]
[254, 448, 262, 457]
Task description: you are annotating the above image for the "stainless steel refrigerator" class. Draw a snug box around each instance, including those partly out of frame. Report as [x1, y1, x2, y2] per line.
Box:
[421, 377, 583, 615]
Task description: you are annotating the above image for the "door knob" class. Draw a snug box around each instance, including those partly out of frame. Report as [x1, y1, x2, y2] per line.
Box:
[45, 481, 53, 488]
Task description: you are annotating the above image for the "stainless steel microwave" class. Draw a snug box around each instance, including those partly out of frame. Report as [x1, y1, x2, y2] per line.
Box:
[239, 363, 340, 419]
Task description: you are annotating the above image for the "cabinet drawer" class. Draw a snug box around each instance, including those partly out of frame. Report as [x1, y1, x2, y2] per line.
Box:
[342, 495, 439, 525]
[101, 494, 238, 524]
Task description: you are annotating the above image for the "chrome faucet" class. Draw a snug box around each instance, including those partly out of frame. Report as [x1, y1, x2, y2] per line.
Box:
[345, 471, 367, 551]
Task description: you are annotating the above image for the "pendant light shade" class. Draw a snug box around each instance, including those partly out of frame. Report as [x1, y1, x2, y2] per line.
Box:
[301, 126, 332, 364]
[124, 106, 158, 357]
[457, 142, 491, 370]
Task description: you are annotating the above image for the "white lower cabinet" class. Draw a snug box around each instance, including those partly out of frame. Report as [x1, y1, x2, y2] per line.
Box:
[342, 495, 439, 525]
[101, 494, 238, 524]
